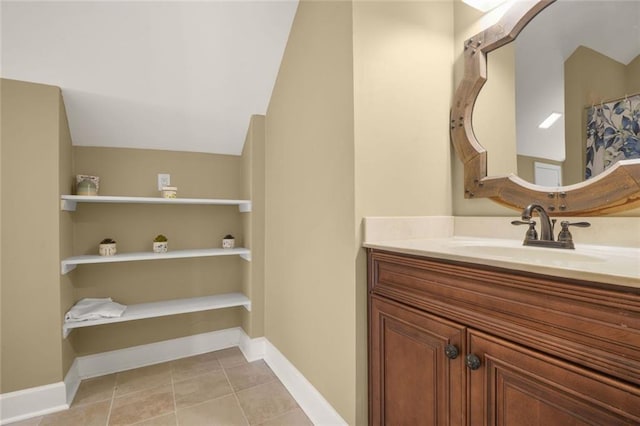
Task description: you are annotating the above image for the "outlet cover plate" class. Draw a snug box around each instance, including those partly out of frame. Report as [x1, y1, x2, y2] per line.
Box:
[157, 174, 170, 190]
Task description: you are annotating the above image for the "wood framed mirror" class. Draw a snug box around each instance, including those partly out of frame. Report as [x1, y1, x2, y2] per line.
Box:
[451, 0, 640, 215]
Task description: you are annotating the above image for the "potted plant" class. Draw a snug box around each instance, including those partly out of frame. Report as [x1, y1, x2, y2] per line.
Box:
[161, 186, 178, 199]
[99, 238, 116, 256]
[153, 234, 168, 253]
[222, 234, 235, 249]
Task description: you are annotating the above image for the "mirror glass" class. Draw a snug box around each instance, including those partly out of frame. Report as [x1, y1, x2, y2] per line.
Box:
[475, 0, 640, 187]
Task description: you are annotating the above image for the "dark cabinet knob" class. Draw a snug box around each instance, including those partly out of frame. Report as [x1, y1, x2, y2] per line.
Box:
[465, 354, 481, 370]
[444, 344, 459, 359]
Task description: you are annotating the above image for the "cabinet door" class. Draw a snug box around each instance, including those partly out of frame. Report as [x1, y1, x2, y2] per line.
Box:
[370, 296, 466, 426]
[467, 329, 640, 425]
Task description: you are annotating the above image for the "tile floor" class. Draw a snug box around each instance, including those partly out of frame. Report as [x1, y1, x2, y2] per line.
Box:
[11, 348, 313, 426]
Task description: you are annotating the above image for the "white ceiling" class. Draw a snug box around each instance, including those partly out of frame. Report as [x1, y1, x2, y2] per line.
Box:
[1, 1, 298, 155]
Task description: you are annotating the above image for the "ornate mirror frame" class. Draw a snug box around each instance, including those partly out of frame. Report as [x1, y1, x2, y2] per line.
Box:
[451, 0, 640, 215]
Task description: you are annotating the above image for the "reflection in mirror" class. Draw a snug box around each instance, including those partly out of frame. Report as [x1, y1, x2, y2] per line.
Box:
[479, 0, 640, 186]
[452, 0, 640, 215]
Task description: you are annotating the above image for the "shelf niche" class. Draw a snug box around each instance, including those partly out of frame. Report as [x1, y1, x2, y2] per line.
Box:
[63, 292, 251, 338]
[60, 194, 252, 273]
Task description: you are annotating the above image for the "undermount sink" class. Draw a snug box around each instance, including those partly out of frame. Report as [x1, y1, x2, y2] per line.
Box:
[446, 238, 608, 264]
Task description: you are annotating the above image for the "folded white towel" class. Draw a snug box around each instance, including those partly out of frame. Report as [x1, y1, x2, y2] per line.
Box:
[65, 297, 127, 323]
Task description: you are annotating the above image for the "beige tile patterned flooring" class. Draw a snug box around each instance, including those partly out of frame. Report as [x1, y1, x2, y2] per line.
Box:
[11, 348, 313, 426]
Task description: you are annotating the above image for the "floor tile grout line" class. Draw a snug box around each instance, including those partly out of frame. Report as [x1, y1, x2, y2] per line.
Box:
[104, 381, 117, 426]
[168, 388, 236, 414]
[170, 365, 179, 426]
[220, 360, 252, 426]
[128, 411, 177, 426]
[262, 407, 306, 425]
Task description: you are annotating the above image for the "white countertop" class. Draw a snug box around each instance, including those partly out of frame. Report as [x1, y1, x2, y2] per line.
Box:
[364, 236, 640, 289]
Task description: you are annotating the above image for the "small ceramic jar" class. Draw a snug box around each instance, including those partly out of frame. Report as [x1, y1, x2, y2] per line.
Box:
[76, 175, 99, 195]
[153, 241, 168, 253]
[99, 243, 117, 256]
[161, 186, 178, 198]
[222, 237, 235, 249]
[77, 179, 98, 196]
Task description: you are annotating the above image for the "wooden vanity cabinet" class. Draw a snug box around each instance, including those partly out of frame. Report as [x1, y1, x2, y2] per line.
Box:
[368, 249, 640, 426]
[369, 296, 465, 425]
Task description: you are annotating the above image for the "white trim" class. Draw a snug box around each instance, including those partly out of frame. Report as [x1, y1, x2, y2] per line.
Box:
[63, 358, 82, 407]
[2, 328, 345, 426]
[238, 334, 266, 362]
[533, 161, 562, 187]
[75, 327, 244, 379]
[263, 340, 348, 426]
[0, 382, 68, 425]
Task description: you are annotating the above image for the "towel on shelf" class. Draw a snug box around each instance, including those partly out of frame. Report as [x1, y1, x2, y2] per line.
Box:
[65, 297, 127, 323]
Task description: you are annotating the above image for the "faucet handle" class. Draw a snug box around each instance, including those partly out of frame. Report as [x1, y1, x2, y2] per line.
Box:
[560, 221, 591, 228]
[557, 221, 591, 245]
[511, 220, 538, 241]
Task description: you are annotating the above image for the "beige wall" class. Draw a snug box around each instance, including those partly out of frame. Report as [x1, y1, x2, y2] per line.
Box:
[353, 0, 453, 218]
[265, 0, 357, 423]
[265, 0, 454, 423]
[1, 79, 66, 392]
[241, 115, 265, 338]
[626, 55, 640, 94]
[73, 147, 242, 199]
[352, 0, 454, 420]
[69, 147, 246, 354]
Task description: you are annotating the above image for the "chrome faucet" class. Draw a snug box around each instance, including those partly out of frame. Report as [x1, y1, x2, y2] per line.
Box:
[511, 204, 590, 249]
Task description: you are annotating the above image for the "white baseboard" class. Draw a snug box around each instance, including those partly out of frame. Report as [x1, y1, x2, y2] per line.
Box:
[0, 382, 68, 425]
[232, 333, 347, 424]
[262, 340, 347, 426]
[1, 327, 345, 426]
[75, 327, 243, 379]
[63, 358, 81, 407]
[238, 334, 266, 362]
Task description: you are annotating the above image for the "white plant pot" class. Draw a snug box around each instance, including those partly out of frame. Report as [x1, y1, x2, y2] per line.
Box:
[153, 241, 168, 253]
[222, 238, 235, 249]
[161, 186, 177, 199]
[99, 243, 117, 256]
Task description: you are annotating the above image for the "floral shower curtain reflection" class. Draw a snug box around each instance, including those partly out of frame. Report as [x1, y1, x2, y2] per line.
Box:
[585, 93, 640, 179]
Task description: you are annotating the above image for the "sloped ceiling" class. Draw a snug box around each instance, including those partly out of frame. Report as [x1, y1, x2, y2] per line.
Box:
[1, 1, 298, 155]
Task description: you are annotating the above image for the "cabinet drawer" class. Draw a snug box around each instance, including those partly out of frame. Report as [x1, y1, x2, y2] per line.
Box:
[368, 249, 640, 386]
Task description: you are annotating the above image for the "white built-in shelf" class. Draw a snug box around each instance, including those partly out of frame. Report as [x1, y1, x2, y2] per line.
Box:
[61, 247, 251, 274]
[63, 293, 251, 338]
[60, 195, 251, 212]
